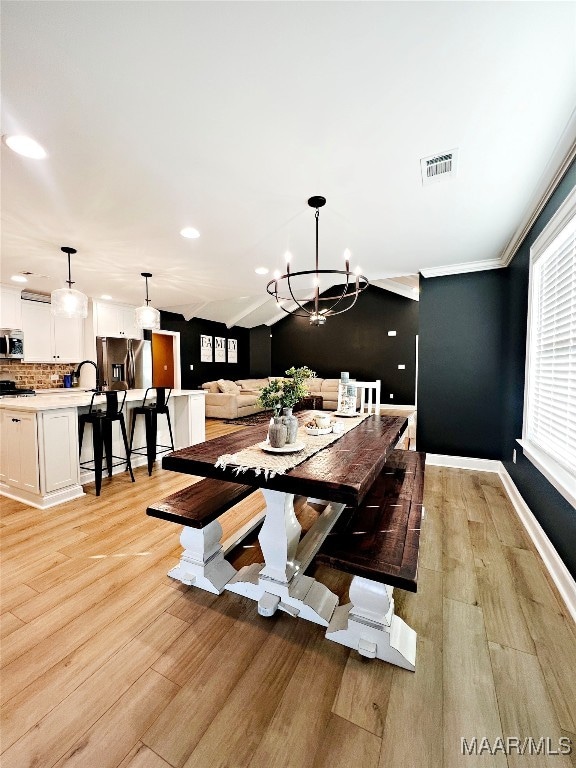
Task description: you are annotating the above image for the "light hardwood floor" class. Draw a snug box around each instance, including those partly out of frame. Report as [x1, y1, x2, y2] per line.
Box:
[1, 419, 575, 768]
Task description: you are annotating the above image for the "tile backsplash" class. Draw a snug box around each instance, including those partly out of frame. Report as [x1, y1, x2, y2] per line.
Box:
[0, 361, 80, 390]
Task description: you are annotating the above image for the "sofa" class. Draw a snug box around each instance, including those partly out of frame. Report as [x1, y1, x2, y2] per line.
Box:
[201, 377, 342, 419]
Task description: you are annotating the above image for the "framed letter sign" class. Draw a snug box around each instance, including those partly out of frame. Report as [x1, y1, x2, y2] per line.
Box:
[214, 336, 226, 363]
[200, 335, 213, 362]
[228, 338, 238, 363]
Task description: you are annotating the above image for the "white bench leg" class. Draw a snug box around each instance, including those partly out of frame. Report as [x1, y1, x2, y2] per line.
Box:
[325, 575, 417, 671]
[167, 519, 237, 594]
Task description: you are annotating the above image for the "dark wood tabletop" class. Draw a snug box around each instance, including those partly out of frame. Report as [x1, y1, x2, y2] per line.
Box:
[162, 412, 408, 507]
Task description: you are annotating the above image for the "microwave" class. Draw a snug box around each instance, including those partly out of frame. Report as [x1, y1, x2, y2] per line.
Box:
[0, 329, 24, 359]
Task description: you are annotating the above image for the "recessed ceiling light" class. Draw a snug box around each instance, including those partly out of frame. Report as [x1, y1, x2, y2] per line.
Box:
[3, 134, 47, 159]
[180, 227, 200, 239]
[255, 267, 269, 275]
[101, 294, 112, 300]
[10, 274, 28, 283]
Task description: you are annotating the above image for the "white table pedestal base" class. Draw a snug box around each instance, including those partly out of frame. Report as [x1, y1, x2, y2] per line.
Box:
[325, 576, 416, 671]
[226, 564, 338, 625]
[224, 489, 343, 626]
[167, 519, 237, 594]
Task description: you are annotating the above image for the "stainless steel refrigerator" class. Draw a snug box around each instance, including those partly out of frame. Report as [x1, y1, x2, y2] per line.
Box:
[96, 337, 152, 390]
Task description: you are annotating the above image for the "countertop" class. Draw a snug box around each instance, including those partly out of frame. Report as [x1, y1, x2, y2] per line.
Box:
[0, 388, 205, 412]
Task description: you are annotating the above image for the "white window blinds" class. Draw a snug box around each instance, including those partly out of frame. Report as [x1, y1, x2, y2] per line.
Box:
[525, 210, 576, 479]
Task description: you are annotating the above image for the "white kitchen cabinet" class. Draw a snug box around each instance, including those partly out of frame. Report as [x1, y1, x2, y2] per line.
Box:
[21, 301, 84, 363]
[39, 409, 80, 493]
[0, 410, 39, 493]
[0, 286, 23, 328]
[94, 301, 141, 339]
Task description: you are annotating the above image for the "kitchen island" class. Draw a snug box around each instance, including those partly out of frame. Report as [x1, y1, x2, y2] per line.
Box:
[0, 389, 206, 509]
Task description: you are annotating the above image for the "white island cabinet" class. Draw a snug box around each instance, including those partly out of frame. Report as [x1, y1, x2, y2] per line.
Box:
[0, 389, 205, 509]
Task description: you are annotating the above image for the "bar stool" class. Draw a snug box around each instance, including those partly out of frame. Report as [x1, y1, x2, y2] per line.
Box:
[129, 387, 174, 476]
[79, 391, 135, 496]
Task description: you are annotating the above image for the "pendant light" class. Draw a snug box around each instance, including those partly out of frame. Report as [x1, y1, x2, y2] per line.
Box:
[134, 272, 160, 330]
[266, 196, 369, 325]
[51, 246, 88, 319]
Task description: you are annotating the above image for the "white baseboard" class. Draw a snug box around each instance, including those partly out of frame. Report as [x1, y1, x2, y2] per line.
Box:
[498, 465, 576, 626]
[425, 453, 501, 472]
[425, 453, 576, 623]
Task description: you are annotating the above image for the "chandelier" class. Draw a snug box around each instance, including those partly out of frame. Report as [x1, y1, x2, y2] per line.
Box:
[134, 272, 160, 330]
[51, 246, 88, 319]
[267, 196, 369, 325]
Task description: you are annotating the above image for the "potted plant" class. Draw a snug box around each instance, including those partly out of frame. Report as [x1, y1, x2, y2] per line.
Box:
[258, 367, 315, 446]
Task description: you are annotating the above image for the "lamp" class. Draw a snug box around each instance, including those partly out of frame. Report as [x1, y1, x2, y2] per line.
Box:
[266, 196, 369, 325]
[134, 272, 160, 330]
[51, 247, 88, 319]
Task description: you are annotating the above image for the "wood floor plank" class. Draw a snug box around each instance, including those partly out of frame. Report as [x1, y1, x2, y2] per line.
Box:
[418, 499, 443, 572]
[51, 669, 178, 768]
[11, 525, 180, 623]
[2, 549, 179, 671]
[0, 611, 25, 639]
[0, 559, 179, 704]
[443, 598, 506, 768]
[0, 582, 38, 613]
[248, 627, 349, 768]
[118, 744, 174, 768]
[482, 484, 529, 549]
[379, 568, 443, 768]
[181, 615, 310, 768]
[1, 551, 71, 593]
[489, 641, 572, 768]
[311, 714, 381, 768]
[504, 546, 564, 612]
[469, 520, 535, 654]
[332, 651, 393, 737]
[0, 613, 187, 768]
[0, 585, 182, 752]
[519, 597, 576, 733]
[151, 591, 250, 687]
[442, 503, 479, 605]
[143, 603, 269, 768]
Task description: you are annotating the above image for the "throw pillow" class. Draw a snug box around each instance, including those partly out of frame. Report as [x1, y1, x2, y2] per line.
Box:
[217, 379, 241, 394]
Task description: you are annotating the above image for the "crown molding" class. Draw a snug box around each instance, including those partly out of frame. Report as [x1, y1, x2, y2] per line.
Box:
[372, 278, 420, 301]
[420, 258, 504, 279]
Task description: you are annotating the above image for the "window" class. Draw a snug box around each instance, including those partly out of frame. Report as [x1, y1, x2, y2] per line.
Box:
[520, 186, 576, 508]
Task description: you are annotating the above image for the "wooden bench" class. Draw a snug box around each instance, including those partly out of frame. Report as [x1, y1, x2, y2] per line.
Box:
[147, 478, 264, 594]
[315, 449, 425, 670]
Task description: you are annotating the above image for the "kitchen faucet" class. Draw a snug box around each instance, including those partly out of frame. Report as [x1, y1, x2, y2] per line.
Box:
[74, 360, 102, 391]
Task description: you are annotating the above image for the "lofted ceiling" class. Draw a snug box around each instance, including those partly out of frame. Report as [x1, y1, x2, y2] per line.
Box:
[1, 1, 575, 328]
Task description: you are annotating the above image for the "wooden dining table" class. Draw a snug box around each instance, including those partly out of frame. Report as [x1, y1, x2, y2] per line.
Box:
[162, 412, 408, 626]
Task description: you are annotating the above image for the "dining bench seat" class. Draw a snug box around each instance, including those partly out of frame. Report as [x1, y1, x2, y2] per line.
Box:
[147, 477, 262, 594]
[315, 449, 425, 592]
[315, 449, 426, 670]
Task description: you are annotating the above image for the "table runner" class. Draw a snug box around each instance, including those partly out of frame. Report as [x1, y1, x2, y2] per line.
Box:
[215, 413, 370, 479]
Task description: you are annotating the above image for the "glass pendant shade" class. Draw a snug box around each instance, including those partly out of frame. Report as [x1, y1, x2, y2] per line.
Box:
[135, 272, 160, 329]
[51, 246, 88, 319]
[51, 287, 89, 319]
[134, 303, 160, 330]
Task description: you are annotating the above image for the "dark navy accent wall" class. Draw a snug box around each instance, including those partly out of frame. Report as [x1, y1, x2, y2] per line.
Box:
[249, 325, 272, 378]
[160, 311, 251, 389]
[501, 162, 576, 577]
[271, 285, 419, 404]
[417, 270, 507, 459]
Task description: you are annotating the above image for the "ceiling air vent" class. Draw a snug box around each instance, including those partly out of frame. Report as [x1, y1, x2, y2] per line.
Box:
[21, 290, 51, 303]
[420, 149, 458, 185]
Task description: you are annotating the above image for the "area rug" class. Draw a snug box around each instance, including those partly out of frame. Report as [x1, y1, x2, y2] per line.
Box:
[222, 411, 273, 426]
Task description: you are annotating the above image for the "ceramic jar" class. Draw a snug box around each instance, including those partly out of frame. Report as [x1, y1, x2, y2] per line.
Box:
[282, 407, 299, 444]
[269, 416, 288, 448]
